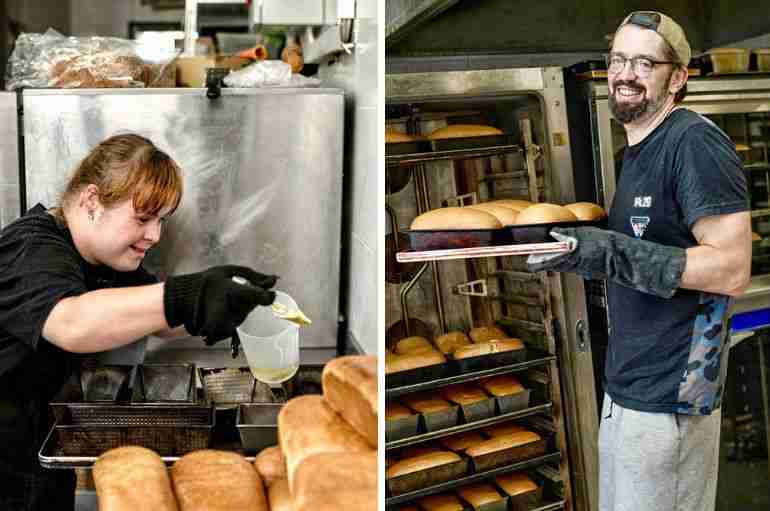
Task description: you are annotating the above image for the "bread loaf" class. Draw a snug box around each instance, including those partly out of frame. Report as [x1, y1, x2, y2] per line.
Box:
[440, 431, 486, 452]
[93, 446, 178, 511]
[466, 430, 542, 458]
[482, 422, 528, 438]
[495, 471, 539, 496]
[469, 325, 507, 343]
[386, 130, 422, 143]
[254, 446, 286, 488]
[386, 402, 414, 420]
[515, 203, 578, 225]
[428, 124, 503, 140]
[411, 207, 502, 230]
[457, 482, 503, 506]
[488, 199, 533, 211]
[399, 444, 444, 458]
[453, 339, 525, 360]
[322, 355, 378, 448]
[267, 479, 293, 511]
[386, 350, 446, 374]
[386, 451, 461, 479]
[418, 492, 465, 511]
[278, 395, 373, 492]
[171, 450, 268, 511]
[394, 336, 434, 354]
[401, 392, 453, 413]
[466, 203, 519, 226]
[438, 383, 489, 405]
[292, 452, 376, 511]
[434, 331, 471, 355]
[477, 375, 525, 396]
[564, 202, 607, 221]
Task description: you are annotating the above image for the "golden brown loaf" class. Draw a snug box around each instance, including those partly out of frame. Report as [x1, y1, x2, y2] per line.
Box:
[418, 492, 465, 511]
[438, 383, 489, 405]
[434, 331, 471, 355]
[267, 479, 293, 511]
[171, 450, 268, 511]
[457, 482, 503, 506]
[401, 392, 453, 413]
[291, 452, 377, 511]
[564, 202, 607, 221]
[466, 203, 519, 226]
[466, 430, 542, 457]
[477, 374, 525, 396]
[254, 445, 287, 488]
[386, 350, 446, 374]
[482, 422, 528, 438]
[428, 124, 504, 140]
[394, 336, 435, 354]
[514, 203, 578, 225]
[278, 395, 374, 492]
[386, 130, 422, 143]
[386, 451, 462, 479]
[322, 355, 378, 448]
[410, 207, 502, 230]
[488, 199, 533, 211]
[399, 444, 444, 458]
[469, 325, 507, 343]
[93, 446, 178, 511]
[453, 339, 525, 360]
[495, 471, 539, 496]
[386, 401, 414, 420]
[440, 431, 486, 452]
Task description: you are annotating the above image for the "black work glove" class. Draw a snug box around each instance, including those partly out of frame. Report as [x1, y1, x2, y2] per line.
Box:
[526, 226, 686, 298]
[163, 265, 277, 348]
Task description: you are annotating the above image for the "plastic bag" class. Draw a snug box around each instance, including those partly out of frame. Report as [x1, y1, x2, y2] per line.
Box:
[5, 28, 178, 91]
[222, 60, 293, 88]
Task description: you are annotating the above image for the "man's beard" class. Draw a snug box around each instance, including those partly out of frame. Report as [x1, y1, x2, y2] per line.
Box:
[609, 74, 671, 124]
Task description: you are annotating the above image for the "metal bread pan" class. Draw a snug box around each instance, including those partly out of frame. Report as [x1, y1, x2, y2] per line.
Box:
[131, 364, 196, 404]
[428, 134, 511, 152]
[462, 495, 508, 511]
[236, 403, 283, 452]
[387, 457, 469, 495]
[421, 405, 460, 432]
[386, 140, 431, 156]
[386, 414, 420, 442]
[199, 367, 277, 407]
[505, 220, 602, 244]
[470, 438, 548, 473]
[453, 348, 526, 374]
[496, 389, 531, 415]
[80, 365, 133, 402]
[386, 361, 451, 389]
[508, 487, 543, 511]
[458, 397, 497, 424]
[406, 228, 506, 251]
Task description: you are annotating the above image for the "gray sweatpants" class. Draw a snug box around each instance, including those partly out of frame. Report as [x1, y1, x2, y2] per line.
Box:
[599, 394, 721, 511]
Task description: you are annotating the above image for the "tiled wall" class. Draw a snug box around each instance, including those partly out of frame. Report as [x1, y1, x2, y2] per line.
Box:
[318, 0, 379, 355]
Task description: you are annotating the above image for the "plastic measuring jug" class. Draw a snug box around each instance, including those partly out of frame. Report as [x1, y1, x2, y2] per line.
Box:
[237, 290, 300, 385]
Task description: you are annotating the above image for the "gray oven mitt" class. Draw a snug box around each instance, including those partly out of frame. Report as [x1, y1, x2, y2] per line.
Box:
[526, 226, 686, 298]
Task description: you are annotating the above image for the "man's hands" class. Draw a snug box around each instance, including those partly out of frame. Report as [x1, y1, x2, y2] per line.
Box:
[163, 265, 277, 346]
[526, 226, 686, 298]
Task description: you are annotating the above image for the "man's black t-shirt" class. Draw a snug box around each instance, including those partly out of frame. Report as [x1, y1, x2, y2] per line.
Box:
[606, 109, 748, 415]
[0, 204, 157, 469]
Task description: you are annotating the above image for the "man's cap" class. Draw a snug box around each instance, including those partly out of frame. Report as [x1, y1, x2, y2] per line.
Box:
[618, 11, 691, 66]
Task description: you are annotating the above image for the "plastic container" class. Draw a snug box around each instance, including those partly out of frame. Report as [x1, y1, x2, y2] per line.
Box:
[754, 49, 770, 72]
[237, 290, 300, 385]
[707, 48, 750, 74]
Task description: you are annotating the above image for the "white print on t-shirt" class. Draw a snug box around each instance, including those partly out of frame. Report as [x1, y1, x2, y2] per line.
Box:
[630, 216, 650, 238]
[633, 196, 652, 208]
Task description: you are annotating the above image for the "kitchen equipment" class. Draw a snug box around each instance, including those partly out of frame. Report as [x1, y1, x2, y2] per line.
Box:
[386, 204, 422, 284]
[236, 403, 283, 451]
[237, 290, 300, 385]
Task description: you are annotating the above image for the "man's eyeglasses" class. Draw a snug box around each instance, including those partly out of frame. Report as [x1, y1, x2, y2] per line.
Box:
[605, 54, 676, 77]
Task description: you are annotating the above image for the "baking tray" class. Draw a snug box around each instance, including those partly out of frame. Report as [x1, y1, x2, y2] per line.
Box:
[503, 220, 604, 244]
[387, 457, 469, 495]
[453, 347, 527, 373]
[469, 437, 548, 473]
[421, 405, 460, 433]
[386, 360, 451, 389]
[51, 403, 211, 426]
[386, 411, 420, 442]
[198, 367, 277, 408]
[456, 397, 497, 424]
[428, 134, 513, 152]
[386, 140, 431, 156]
[235, 403, 282, 452]
[53, 406, 214, 456]
[385, 451, 561, 505]
[407, 228, 507, 251]
[131, 364, 196, 404]
[496, 389, 531, 415]
[79, 365, 133, 402]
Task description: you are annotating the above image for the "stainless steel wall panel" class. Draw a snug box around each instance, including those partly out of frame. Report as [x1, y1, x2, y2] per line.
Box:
[0, 92, 19, 229]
